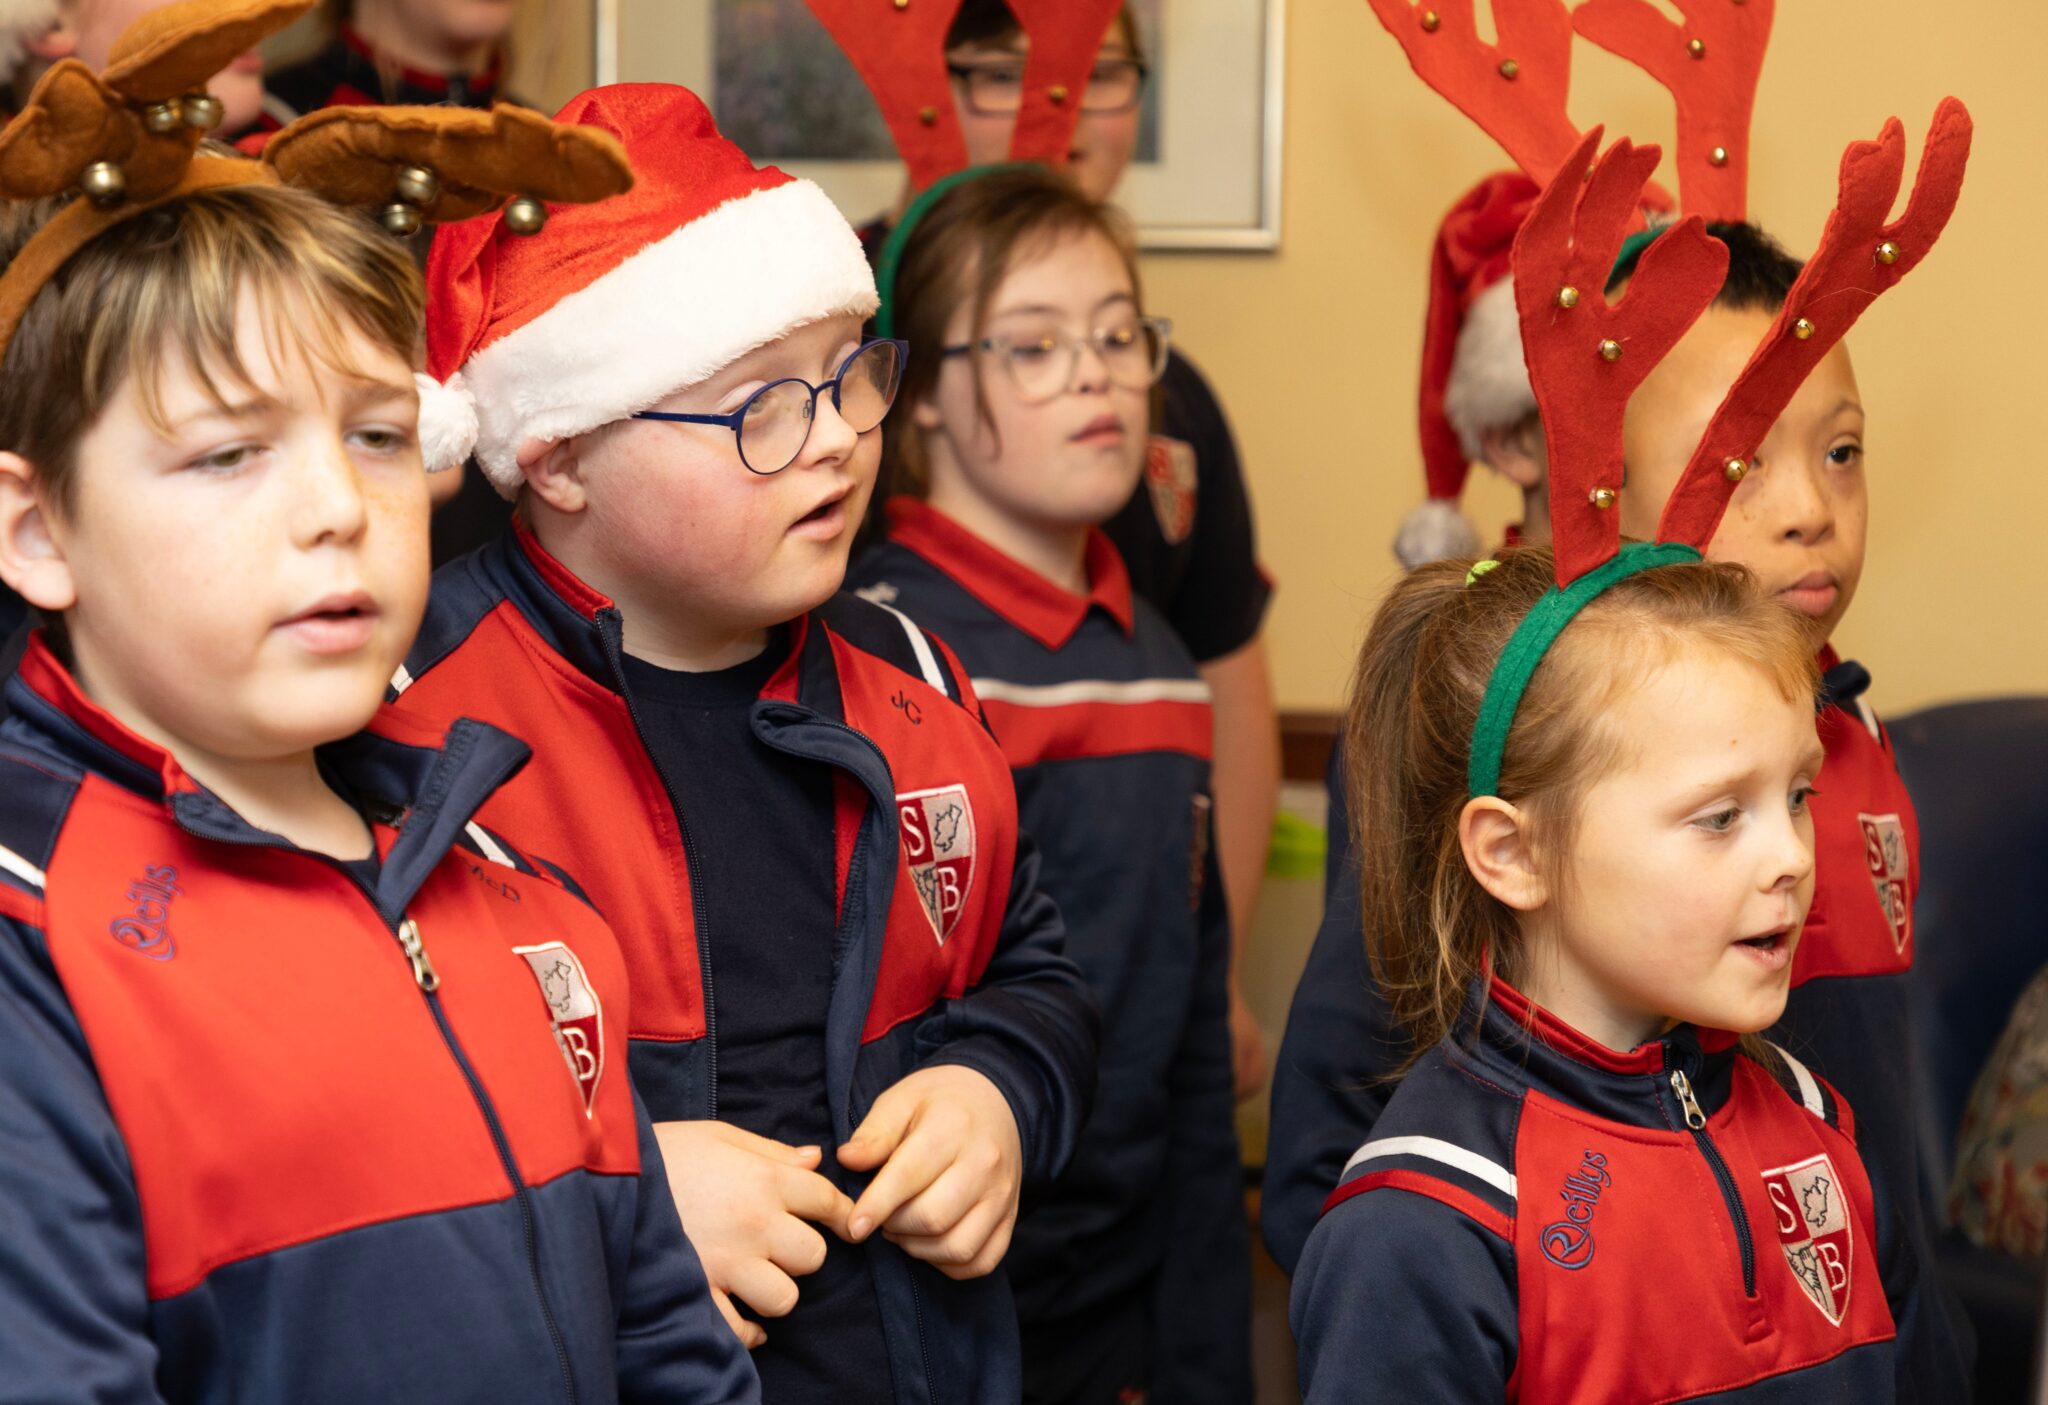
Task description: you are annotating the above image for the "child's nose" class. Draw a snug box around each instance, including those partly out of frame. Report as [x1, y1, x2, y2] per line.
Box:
[293, 436, 370, 547]
[1754, 452, 1836, 544]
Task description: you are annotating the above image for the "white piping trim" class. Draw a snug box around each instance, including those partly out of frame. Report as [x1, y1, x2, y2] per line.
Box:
[969, 677, 1214, 708]
[1770, 1041, 1826, 1119]
[390, 664, 415, 697]
[465, 822, 516, 870]
[1341, 1135, 1518, 1199]
[0, 841, 47, 892]
[870, 603, 946, 694]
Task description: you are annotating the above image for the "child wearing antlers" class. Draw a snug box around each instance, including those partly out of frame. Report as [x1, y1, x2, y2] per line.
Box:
[0, 4, 757, 1400]
[1291, 112, 1968, 1404]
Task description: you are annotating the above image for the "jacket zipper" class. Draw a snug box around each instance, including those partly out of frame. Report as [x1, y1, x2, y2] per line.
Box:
[397, 917, 579, 1404]
[756, 704, 943, 1404]
[1668, 1062, 1757, 1297]
[597, 614, 721, 1118]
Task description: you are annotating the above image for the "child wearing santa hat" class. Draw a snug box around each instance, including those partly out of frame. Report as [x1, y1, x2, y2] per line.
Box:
[385, 82, 1099, 1405]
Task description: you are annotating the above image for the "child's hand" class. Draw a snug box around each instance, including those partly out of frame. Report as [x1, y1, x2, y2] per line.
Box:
[654, 1120, 856, 1349]
[836, 1065, 1023, 1281]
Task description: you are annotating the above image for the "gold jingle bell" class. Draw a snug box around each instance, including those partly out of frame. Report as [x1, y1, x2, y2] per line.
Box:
[1792, 317, 1816, 340]
[394, 165, 441, 205]
[503, 196, 548, 236]
[1598, 338, 1623, 362]
[1588, 486, 1619, 510]
[1498, 58, 1519, 80]
[143, 100, 182, 134]
[1556, 285, 1580, 310]
[1708, 146, 1730, 167]
[1723, 457, 1749, 483]
[379, 201, 423, 236]
[181, 93, 224, 130]
[80, 160, 127, 205]
[1420, 9, 1441, 31]
[1875, 240, 1901, 266]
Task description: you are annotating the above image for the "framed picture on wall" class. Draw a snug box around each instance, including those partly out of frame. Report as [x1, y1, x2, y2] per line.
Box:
[593, 0, 1286, 250]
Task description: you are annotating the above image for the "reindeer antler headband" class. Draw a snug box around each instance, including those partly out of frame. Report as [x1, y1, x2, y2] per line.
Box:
[801, 0, 1125, 335]
[0, 0, 632, 371]
[1467, 102, 1972, 798]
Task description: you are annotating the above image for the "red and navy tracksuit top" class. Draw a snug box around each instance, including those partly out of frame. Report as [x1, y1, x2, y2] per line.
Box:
[384, 524, 1100, 1405]
[1291, 978, 1932, 1404]
[1264, 654, 1970, 1392]
[0, 638, 757, 1405]
[850, 499, 1251, 1401]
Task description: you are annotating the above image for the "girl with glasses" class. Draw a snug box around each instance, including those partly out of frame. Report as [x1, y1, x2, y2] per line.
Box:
[850, 164, 1251, 1405]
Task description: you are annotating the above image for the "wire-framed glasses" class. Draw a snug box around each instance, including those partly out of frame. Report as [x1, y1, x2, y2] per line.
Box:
[945, 56, 1149, 115]
[632, 338, 907, 475]
[941, 316, 1172, 405]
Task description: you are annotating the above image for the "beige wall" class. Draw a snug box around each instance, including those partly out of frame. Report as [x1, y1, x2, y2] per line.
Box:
[514, 1, 2048, 717]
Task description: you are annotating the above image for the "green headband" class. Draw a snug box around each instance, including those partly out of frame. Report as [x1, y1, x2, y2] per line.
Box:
[874, 162, 1034, 339]
[1608, 226, 1665, 291]
[1466, 541, 1703, 798]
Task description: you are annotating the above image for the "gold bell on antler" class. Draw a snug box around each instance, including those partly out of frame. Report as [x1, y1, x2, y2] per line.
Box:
[1588, 486, 1619, 510]
[394, 165, 441, 205]
[181, 93, 224, 130]
[1723, 457, 1749, 483]
[379, 202, 423, 236]
[1598, 338, 1624, 362]
[80, 160, 127, 204]
[143, 100, 182, 133]
[1556, 285, 1580, 310]
[503, 196, 547, 235]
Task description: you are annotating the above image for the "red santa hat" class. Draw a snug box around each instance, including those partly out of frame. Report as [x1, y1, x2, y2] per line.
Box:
[419, 83, 879, 496]
[1368, 0, 1766, 568]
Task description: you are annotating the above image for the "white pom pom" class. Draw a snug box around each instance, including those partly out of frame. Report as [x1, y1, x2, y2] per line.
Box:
[1393, 498, 1484, 571]
[414, 370, 478, 475]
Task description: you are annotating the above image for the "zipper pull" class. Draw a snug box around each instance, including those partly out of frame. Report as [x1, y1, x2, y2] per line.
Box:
[397, 917, 441, 993]
[1669, 1069, 1707, 1130]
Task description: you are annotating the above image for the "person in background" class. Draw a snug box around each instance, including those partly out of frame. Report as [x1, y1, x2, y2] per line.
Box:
[264, 0, 516, 122]
[861, 0, 1278, 1100]
[8, 0, 266, 134]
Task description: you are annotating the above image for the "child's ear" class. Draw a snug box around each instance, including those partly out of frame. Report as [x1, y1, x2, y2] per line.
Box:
[910, 395, 943, 432]
[518, 437, 588, 516]
[1458, 796, 1548, 911]
[0, 453, 76, 613]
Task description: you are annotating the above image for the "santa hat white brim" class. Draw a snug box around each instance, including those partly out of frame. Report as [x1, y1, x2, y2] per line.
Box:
[456, 178, 879, 498]
[1441, 275, 1537, 462]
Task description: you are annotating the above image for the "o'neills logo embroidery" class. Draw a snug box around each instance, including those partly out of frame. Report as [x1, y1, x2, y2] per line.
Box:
[110, 864, 180, 961]
[514, 943, 605, 1116]
[1764, 1152, 1854, 1325]
[1144, 435, 1198, 546]
[899, 784, 976, 945]
[1857, 812, 1911, 954]
[1539, 1149, 1612, 1270]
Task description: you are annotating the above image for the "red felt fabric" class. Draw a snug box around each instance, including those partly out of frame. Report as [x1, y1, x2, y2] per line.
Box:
[1003, 0, 1124, 167]
[1363, 0, 1581, 185]
[1573, 0, 1773, 222]
[803, 0, 968, 192]
[1657, 99, 1973, 551]
[1510, 130, 1727, 585]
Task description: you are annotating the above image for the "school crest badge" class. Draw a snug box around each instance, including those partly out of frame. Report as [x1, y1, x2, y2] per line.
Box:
[514, 943, 606, 1115]
[899, 784, 976, 945]
[1145, 435, 1198, 546]
[1763, 1153, 1854, 1325]
[1858, 812, 1911, 954]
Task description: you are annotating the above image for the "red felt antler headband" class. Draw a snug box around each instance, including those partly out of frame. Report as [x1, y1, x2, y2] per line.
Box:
[801, 0, 1123, 191]
[1466, 100, 1972, 797]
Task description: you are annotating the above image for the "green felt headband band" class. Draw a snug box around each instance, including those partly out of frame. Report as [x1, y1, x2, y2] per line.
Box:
[1608, 226, 1665, 291]
[874, 161, 1034, 339]
[1466, 541, 1703, 799]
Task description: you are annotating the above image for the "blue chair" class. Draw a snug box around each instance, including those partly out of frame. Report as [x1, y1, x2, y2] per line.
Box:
[1890, 696, 2048, 1403]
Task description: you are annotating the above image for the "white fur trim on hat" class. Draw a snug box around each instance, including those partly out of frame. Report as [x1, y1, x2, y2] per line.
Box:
[0, 0, 57, 77]
[415, 371, 479, 477]
[459, 178, 879, 489]
[1442, 276, 1537, 460]
[1393, 498, 1484, 571]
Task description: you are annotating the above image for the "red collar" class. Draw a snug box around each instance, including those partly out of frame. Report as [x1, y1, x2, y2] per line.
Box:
[338, 23, 506, 96]
[515, 520, 615, 621]
[1487, 973, 1737, 1075]
[883, 497, 1133, 650]
[15, 635, 201, 799]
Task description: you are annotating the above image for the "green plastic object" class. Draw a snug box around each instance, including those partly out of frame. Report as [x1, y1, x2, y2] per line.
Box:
[1265, 809, 1327, 881]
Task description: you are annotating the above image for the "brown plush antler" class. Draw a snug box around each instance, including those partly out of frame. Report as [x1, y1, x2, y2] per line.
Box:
[1362, 0, 1580, 182]
[1510, 127, 1728, 584]
[265, 105, 633, 228]
[1657, 98, 1973, 550]
[1571, 0, 1771, 221]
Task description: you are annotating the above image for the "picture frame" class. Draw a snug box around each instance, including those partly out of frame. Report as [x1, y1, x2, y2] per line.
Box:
[592, 0, 1286, 251]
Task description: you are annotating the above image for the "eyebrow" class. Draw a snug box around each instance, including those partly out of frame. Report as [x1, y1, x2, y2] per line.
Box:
[989, 292, 1138, 320]
[1826, 398, 1865, 420]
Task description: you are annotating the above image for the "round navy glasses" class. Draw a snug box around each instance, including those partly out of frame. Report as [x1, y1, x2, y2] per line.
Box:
[632, 337, 908, 475]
